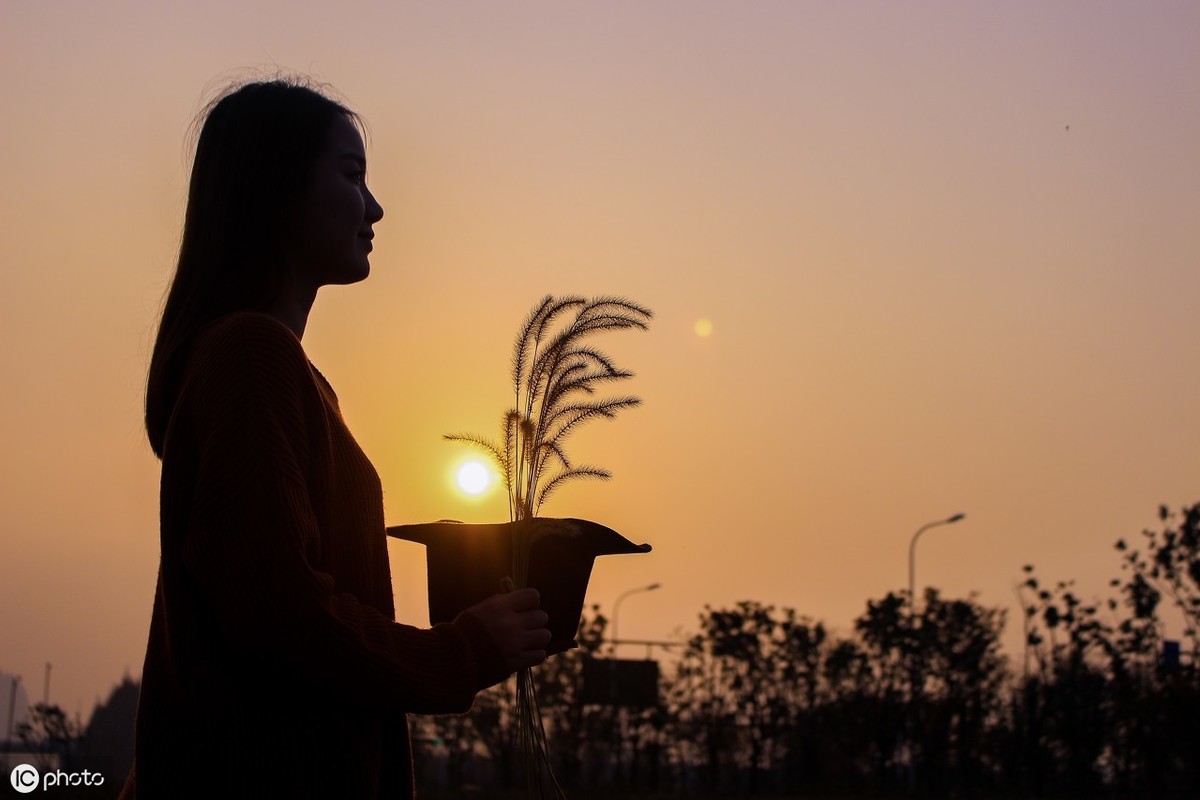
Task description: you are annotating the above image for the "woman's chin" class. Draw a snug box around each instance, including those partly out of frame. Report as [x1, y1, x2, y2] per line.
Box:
[332, 260, 371, 286]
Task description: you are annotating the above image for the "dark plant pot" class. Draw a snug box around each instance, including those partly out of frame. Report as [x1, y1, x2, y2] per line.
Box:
[387, 518, 651, 655]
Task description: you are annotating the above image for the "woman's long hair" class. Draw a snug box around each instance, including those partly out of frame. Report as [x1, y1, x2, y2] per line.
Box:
[145, 79, 360, 458]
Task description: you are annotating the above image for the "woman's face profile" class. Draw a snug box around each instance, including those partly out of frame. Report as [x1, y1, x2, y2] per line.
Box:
[286, 114, 385, 292]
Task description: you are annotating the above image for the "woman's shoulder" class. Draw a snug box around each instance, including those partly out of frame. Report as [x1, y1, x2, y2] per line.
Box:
[197, 311, 301, 351]
[190, 311, 305, 362]
[185, 312, 312, 392]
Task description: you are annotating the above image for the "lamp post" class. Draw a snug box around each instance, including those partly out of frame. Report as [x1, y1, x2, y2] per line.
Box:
[609, 582, 660, 788]
[904, 513, 964, 792]
[908, 513, 965, 621]
[611, 582, 661, 657]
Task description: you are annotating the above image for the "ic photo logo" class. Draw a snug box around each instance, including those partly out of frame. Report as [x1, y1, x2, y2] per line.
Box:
[9, 764, 39, 794]
[8, 763, 105, 793]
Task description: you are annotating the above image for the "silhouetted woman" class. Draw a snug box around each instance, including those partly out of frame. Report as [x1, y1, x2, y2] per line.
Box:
[124, 78, 551, 799]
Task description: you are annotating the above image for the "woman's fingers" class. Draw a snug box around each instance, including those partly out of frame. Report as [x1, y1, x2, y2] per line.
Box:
[515, 612, 551, 664]
[523, 626, 552, 649]
[506, 587, 541, 612]
[519, 609, 550, 630]
[462, 587, 553, 675]
[517, 619, 551, 666]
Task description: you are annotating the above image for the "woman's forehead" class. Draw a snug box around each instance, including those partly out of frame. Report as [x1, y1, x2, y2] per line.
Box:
[327, 115, 366, 159]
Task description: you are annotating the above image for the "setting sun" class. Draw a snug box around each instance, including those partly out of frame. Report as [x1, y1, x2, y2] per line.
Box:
[455, 460, 492, 495]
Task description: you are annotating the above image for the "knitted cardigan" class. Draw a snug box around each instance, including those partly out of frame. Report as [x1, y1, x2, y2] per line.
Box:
[123, 312, 504, 799]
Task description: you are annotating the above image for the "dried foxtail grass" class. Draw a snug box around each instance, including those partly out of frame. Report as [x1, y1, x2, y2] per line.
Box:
[446, 294, 651, 524]
[444, 294, 651, 798]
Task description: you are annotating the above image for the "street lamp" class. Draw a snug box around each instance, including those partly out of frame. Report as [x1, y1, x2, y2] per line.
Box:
[609, 582, 661, 787]
[611, 582, 661, 657]
[908, 513, 965, 620]
[904, 512, 965, 791]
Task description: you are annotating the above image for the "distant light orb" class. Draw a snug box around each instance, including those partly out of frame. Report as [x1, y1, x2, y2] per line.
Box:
[456, 461, 490, 495]
[694, 318, 714, 337]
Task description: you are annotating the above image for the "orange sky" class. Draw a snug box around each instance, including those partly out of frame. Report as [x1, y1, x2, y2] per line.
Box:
[2, 1, 1198, 720]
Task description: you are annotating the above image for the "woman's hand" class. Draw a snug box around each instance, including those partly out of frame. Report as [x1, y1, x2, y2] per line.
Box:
[463, 588, 552, 674]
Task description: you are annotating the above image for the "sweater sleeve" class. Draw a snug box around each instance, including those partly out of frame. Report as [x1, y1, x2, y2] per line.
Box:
[171, 315, 496, 715]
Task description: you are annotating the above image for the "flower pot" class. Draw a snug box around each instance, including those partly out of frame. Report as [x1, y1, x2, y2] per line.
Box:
[387, 518, 651, 655]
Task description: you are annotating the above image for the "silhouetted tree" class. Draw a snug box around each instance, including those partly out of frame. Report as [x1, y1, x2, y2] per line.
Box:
[79, 676, 139, 791]
[16, 702, 83, 763]
[774, 612, 830, 788]
[846, 589, 1009, 795]
[910, 589, 1007, 794]
[1015, 501, 1200, 797]
[852, 590, 911, 788]
[1115, 503, 1200, 660]
[669, 601, 787, 794]
[412, 501, 1200, 797]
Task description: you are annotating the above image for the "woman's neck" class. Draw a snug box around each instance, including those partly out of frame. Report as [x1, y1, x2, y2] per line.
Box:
[265, 282, 317, 340]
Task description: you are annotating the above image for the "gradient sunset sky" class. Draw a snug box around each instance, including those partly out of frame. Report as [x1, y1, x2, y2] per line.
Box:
[2, 1, 1198, 719]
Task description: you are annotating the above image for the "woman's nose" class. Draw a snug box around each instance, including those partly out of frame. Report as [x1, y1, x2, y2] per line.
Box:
[365, 187, 384, 223]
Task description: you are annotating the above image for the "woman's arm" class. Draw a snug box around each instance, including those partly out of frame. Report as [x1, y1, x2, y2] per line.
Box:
[171, 315, 524, 714]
